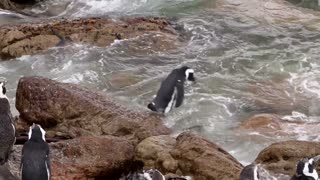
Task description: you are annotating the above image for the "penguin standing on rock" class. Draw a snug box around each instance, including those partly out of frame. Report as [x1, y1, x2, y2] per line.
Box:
[147, 66, 195, 114]
[291, 155, 320, 180]
[21, 124, 50, 180]
[0, 81, 15, 165]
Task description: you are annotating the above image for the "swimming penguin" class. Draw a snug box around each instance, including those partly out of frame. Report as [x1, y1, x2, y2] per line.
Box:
[147, 66, 195, 114]
[0, 82, 15, 165]
[291, 155, 320, 180]
[21, 124, 50, 180]
[239, 163, 277, 180]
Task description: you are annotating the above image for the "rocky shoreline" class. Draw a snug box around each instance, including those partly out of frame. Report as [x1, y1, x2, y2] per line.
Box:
[1, 0, 320, 179]
[6, 76, 319, 180]
[0, 17, 178, 60]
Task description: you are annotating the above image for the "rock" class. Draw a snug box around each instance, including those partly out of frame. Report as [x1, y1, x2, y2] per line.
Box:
[255, 140, 320, 176]
[135, 132, 243, 179]
[0, 165, 18, 180]
[108, 72, 143, 89]
[15, 76, 171, 143]
[240, 114, 282, 130]
[135, 135, 178, 173]
[9, 136, 136, 179]
[237, 80, 312, 115]
[172, 132, 243, 180]
[0, 0, 21, 11]
[0, 17, 177, 59]
[238, 114, 283, 135]
[0, 0, 39, 11]
[2, 34, 60, 58]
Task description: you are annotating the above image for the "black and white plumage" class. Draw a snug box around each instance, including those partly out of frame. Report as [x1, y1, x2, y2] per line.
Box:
[291, 155, 320, 180]
[239, 163, 277, 180]
[147, 66, 195, 114]
[21, 124, 50, 180]
[0, 82, 15, 165]
[121, 168, 191, 180]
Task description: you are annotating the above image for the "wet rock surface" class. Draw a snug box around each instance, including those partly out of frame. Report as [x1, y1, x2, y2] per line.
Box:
[239, 114, 283, 133]
[9, 136, 135, 180]
[136, 132, 244, 180]
[0, 17, 177, 59]
[15, 76, 171, 143]
[216, 0, 320, 24]
[173, 132, 243, 180]
[255, 140, 320, 176]
[241, 81, 311, 115]
[135, 135, 178, 174]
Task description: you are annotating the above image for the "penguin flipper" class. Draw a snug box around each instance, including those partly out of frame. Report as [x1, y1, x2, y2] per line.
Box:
[175, 82, 184, 108]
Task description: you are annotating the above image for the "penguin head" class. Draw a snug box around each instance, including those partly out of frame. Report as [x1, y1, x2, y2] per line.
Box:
[0, 81, 7, 99]
[144, 169, 165, 180]
[28, 123, 46, 142]
[294, 155, 320, 180]
[180, 66, 195, 82]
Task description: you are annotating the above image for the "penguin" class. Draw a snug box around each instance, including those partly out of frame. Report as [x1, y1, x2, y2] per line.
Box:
[144, 169, 165, 180]
[121, 166, 191, 180]
[291, 155, 320, 180]
[21, 124, 50, 180]
[0, 81, 15, 165]
[239, 163, 277, 180]
[147, 66, 195, 114]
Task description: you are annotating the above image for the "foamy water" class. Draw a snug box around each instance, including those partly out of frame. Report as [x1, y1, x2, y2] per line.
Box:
[1, 0, 320, 166]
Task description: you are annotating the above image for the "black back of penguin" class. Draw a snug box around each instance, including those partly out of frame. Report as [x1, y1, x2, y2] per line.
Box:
[148, 66, 195, 113]
[21, 124, 50, 180]
[0, 82, 15, 165]
[239, 163, 277, 180]
[239, 164, 257, 180]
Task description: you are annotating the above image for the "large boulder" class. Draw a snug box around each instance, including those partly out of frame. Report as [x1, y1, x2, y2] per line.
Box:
[172, 132, 243, 180]
[15, 76, 171, 143]
[9, 136, 135, 179]
[135, 135, 178, 173]
[0, 17, 177, 59]
[255, 140, 320, 176]
[136, 132, 244, 180]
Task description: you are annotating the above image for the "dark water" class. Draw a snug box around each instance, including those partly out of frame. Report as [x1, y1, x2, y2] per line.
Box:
[1, 0, 320, 165]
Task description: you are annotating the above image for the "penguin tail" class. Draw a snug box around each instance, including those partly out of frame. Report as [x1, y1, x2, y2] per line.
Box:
[147, 103, 157, 112]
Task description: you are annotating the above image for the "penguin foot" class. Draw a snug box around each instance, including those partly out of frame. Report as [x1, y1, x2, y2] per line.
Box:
[147, 103, 157, 112]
